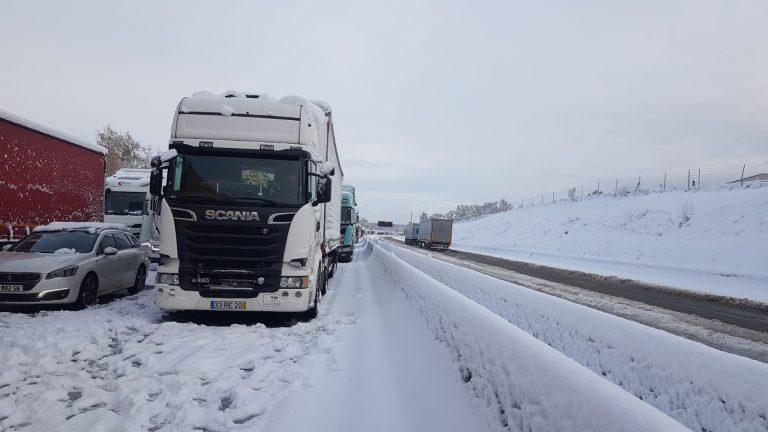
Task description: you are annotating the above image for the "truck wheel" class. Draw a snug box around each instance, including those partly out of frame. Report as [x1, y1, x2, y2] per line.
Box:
[319, 265, 328, 296]
[301, 285, 320, 321]
[75, 273, 99, 309]
[128, 265, 146, 295]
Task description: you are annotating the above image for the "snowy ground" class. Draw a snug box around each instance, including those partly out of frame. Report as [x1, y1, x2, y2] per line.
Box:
[380, 240, 768, 432]
[0, 239, 700, 432]
[452, 186, 768, 302]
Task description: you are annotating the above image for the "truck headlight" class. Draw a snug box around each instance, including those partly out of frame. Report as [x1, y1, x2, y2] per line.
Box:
[46, 266, 78, 279]
[157, 273, 179, 285]
[280, 277, 309, 288]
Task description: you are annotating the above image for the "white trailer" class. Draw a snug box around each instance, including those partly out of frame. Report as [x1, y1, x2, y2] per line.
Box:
[151, 91, 343, 318]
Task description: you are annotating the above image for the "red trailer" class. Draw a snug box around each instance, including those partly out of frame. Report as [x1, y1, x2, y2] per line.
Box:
[0, 108, 107, 241]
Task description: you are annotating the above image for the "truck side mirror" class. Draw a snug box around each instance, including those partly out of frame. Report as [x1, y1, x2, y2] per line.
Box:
[314, 177, 332, 205]
[149, 168, 163, 197]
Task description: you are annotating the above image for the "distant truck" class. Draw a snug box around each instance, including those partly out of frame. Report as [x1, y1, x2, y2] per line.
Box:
[0, 108, 107, 242]
[404, 222, 419, 245]
[339, 185, 358, 262]
[105, 168, 153, 237]
[417, 219, 453, 249]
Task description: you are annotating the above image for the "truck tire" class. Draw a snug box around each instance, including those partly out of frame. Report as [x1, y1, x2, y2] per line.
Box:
[319, 265, 328, 296]
[303, 290, 319, 320]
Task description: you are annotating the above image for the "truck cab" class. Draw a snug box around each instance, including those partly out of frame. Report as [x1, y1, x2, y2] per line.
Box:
[151, 92, 342, 318]
[105, 168, 152, 237]
[339, 186, 358, 262]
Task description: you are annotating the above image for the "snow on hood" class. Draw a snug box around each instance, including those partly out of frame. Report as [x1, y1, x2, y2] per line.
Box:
[34, 222, 130, 233]
[0, 250, 86, 272]
[53, 248, 76, 254]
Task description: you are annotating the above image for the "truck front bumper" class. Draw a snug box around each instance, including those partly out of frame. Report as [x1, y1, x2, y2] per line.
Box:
[155, 284, 315, 312]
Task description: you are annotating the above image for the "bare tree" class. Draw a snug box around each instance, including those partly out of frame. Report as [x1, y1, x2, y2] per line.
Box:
[97, 125, 153, 176]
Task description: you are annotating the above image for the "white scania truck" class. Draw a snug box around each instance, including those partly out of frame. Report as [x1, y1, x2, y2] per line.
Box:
[150, 91, 342, 318]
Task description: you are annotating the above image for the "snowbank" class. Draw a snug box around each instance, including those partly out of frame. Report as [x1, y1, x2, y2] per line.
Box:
[380, 240, 768, 432]
[0, 107, 107, 154]
[33, 222, 130, 233]
[452, 187, 768, 301]
[369, 240, 687, 432]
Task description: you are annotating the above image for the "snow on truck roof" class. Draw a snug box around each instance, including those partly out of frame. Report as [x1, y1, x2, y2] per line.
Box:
[0, 107, 107, 155]
[173, 91, 340, 167]
[33, 222, 130, 233]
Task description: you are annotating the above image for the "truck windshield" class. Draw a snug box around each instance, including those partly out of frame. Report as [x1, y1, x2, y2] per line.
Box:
[12, 231, 98, 253]
[105, 191, 146, 216]
[168, 154, 305, 206]
[342, 207, 353, 225]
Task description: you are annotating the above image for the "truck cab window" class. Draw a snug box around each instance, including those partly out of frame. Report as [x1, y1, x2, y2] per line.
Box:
[168, 154, 306, 207]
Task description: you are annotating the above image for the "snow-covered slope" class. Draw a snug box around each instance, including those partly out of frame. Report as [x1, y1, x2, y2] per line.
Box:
[452, 186, 768, 301]
[381, 240, 768, 432]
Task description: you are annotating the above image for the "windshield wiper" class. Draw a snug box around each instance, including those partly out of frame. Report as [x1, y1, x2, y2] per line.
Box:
[229, 196, 278, 206]
[170, 195, 221, 203]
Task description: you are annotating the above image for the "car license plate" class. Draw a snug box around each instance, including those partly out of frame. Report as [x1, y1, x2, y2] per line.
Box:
[264, 294, 281, 306]
[209, 300, 246, 310]
[0, 284, 23, 292]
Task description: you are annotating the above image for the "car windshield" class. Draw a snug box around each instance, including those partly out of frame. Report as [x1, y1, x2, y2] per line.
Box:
[168, 154, 306, 206]
[12, 231, 98, 253]
[105, 191, 146, 215]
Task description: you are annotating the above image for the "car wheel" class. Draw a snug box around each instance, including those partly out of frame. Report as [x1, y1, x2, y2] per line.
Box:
[128, 265, 146, 295]
[76, 273, 98, 309]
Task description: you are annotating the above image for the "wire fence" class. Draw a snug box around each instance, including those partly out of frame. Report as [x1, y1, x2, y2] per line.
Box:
[514, 162, 768, 210]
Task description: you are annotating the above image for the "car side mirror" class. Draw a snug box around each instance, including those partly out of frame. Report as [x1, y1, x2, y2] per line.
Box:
[103, 247, 118, 256]
[314, 176, 332, 205]
[1, 244, 13, 251]
[150, 168, 163, 197]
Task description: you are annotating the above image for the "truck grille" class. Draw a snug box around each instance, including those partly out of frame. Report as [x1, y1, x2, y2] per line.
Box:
[0, 272, 41, 291]
[176, 220, 291, 297]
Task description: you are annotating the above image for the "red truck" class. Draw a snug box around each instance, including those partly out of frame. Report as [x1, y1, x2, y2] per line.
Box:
[0, 108, 107, 241]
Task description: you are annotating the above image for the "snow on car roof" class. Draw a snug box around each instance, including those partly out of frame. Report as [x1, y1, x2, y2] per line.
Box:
[0, 107, 107, 155]
[33, 222, 130, 234]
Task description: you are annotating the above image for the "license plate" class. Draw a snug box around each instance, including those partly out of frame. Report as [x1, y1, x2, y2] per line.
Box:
[263, 294, 281, 306]
[0, 284, 23, 292]
[209, 300, 246, 310]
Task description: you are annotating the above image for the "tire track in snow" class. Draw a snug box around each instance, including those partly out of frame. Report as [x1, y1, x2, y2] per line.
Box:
[0, 289, 354, 432]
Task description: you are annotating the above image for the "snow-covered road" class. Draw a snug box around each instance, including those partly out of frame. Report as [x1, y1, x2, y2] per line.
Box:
[0, 243, 496, 432]
[0, 239, 722, 432]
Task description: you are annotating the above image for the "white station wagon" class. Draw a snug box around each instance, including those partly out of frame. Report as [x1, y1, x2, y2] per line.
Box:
[0, 222, 150, 308]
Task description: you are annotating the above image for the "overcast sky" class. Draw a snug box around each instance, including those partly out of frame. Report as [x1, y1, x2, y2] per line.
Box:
[2, 0, 767, 222]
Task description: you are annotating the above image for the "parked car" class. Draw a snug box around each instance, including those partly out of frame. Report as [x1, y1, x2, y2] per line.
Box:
[0, 222, 150, 308]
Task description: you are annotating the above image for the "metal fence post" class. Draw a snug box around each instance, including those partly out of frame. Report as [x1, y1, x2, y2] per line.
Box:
[741, 164, 746, 186]
[697, 169, 701, 190]
[663, 172, 666, 191]
[687, 170, 691, 189]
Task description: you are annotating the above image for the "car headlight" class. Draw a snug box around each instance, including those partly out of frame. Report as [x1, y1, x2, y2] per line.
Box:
[280, 276, 309, 288]
[157, 273, 179, 285]
[46, 266, 78, 279]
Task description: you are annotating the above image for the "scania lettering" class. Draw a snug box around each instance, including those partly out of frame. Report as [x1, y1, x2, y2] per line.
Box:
[150, 92, 342, 319]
